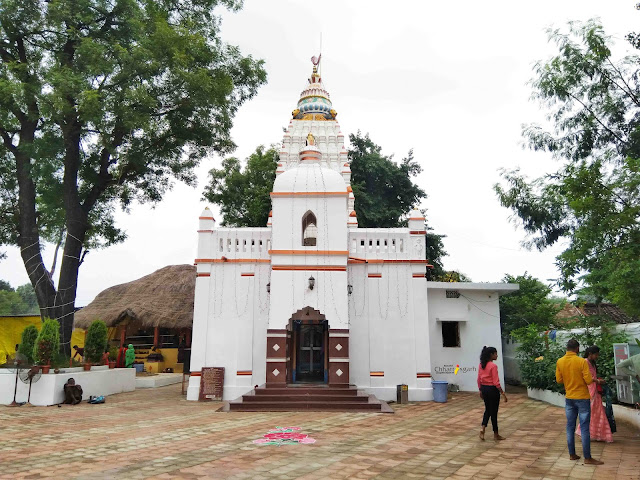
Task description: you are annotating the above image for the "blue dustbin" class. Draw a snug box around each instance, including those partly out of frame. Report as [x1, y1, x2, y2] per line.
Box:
[432, 380, 448, 403]
[134, 363, 145, 373]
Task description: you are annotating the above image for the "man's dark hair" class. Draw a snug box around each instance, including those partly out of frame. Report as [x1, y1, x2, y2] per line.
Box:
[566, 338, 580, 351]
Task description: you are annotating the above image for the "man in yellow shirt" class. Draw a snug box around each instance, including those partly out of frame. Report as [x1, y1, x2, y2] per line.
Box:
[556, 339, 603, 465]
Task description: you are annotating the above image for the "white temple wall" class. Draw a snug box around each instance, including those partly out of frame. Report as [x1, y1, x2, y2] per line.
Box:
[271, 196, 348, 251]
[349, 264, 433, 401]
[427, 285, 505, 392]
[188, 261, 270, 401]
[268, 270, 348, 329]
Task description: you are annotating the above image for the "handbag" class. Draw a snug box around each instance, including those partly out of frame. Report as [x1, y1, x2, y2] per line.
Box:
[603, 385, 617, 434]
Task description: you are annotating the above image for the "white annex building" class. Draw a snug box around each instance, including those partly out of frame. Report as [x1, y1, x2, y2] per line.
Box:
[187, 58, 518, 403]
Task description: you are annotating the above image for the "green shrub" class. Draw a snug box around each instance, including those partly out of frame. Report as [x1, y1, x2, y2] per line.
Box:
[84, 320, 108, 364]
[513, 318, 629, 400]
[18, 324, 39, 364]
[33, 318, 60, 365]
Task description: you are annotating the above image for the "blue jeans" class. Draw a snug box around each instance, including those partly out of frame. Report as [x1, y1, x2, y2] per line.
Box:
[565, 398, 591, 458]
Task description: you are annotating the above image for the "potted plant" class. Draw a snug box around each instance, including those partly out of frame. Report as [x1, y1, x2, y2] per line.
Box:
[18, 324, 39, 364]
[108, 345, 118, 369]
[33, 318, 60, 374]
[84, 320, 108, 371]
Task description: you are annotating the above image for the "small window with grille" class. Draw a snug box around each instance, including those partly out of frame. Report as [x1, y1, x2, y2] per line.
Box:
[446, 290, 461, 299]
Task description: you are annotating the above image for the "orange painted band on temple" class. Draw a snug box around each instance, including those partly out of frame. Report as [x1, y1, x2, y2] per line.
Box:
[272, 265, 347, 272]
[417, 373, 432, 378]
[409, 217, 425, 221]
[410, 231, 427, 235]
[236, 371, 252, 376]
[195, 258, 271, 264]
[270, 192, 348, 197]
[370, 371, 384, 376]
[368, 273, 382, 278]
[240, 273, 254, 277]
[197, 273, 211, 277]
[190, 372, 202, 377]
[412, 273, 425, 278]
[199, 216, 214, 220]
[269, 250, 349, 256]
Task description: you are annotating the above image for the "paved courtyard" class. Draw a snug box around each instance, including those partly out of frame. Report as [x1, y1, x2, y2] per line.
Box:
[1, 384, 639, 480]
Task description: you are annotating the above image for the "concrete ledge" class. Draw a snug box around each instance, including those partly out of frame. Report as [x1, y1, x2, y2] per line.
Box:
[362, 386, 434, 402]
[135, 373, 183, 389]
[613, 404, 640, 431]
[527, 388, 565, 408]
[0, 368, 135, 406]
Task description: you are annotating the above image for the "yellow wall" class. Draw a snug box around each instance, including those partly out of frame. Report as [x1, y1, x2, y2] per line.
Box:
[0, 315, 93, 364]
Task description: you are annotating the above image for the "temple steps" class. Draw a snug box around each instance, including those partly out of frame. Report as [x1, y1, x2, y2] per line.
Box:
[226, 385, 392, 412]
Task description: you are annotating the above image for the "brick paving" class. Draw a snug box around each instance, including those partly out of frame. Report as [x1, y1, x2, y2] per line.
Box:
[1, 384, 639, 479]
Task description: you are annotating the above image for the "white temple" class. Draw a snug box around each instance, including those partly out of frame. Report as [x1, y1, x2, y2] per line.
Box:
[187, 57, 518, 402]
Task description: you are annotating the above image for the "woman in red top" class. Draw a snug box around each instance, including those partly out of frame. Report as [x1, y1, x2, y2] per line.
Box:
[477, 346, 507, 441]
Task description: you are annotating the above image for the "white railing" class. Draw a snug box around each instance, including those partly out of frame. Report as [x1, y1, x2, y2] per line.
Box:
[210, 228, 271, 259]
[348, 228, 414, 260]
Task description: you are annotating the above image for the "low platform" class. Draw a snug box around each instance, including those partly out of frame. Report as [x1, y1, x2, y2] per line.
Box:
[226, 384, 393, 413]
[135, 373, 183, 389]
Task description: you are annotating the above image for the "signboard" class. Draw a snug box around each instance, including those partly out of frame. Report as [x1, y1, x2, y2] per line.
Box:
[198, 367, 224, 401]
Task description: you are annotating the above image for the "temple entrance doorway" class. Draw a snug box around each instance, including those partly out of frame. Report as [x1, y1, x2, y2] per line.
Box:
[287, 307, 328, 384]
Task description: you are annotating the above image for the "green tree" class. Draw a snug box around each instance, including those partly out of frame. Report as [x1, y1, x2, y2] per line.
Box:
[33, 318, 60, 366]
[495, 19, 640, 315]
[16, 283, 38, 313]
[203, 145, 278, 227]
[499, 273, 562, 335]
[349, 132, 426, 228]
[84, 319, 107, 364]
[0, 279, 11, 291]
[437, 270, 472, 282]
[0, 0, 266, 355]
[18, 324, 38, 363]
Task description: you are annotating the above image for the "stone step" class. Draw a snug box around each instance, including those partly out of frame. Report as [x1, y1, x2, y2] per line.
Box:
[242, 394, 370, 403]
[254, 388, 359, 396]
[228, 401, 384, 412]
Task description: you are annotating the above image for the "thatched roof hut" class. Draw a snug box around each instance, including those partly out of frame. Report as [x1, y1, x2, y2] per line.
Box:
[74, 264, 196, 329]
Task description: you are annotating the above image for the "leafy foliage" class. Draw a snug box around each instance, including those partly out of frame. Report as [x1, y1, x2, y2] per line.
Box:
[0, 281, 38, 314]
[495, 20, 640, 315]
[33, 318, 60, 365]
[84, 319, 108, 364]
[512, 319, 629, 398]
[436, 270, 472, 282]
[18, 324, 38, 363]
[349, 132, 426, 228]
[203, 145, 278, 227]
[499, 273, 562, 335]
[0, 0, 266, 354]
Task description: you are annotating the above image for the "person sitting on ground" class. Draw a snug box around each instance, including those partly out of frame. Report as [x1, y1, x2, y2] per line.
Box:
[72, 345, 84, 362]
[63, 378, 83, 405]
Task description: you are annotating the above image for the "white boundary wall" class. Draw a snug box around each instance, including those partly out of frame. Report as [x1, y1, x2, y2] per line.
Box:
[0, 367, 135, 406]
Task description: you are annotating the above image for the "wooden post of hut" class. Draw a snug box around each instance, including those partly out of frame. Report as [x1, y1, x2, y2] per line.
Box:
[120, 327, 126, 347]
[186, 329, 191, 347]
[153, 326, 159, 348]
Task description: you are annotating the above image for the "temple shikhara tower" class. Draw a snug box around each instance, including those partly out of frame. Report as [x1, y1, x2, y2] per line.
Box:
[187, 56, 517, 404]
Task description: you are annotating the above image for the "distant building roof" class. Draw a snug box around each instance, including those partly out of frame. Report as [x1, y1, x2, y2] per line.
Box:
[556, 303, 638, 325]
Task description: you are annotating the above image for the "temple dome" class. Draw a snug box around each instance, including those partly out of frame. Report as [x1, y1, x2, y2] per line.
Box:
[292, 55, 337, 120]
[273, 162, 346, 194]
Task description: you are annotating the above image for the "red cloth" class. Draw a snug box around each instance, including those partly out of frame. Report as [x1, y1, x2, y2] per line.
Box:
[477, 361, 501, 390]
[577, 361, 613, 442]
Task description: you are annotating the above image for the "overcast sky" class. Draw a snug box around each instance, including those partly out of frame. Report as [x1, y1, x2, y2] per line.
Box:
[2, 0, 638, 305]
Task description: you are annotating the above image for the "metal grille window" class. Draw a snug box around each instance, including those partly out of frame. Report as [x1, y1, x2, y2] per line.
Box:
[446, 290, 461, 298]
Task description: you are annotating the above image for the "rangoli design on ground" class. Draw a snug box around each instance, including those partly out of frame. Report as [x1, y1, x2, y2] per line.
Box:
[253, 426, 316, 446]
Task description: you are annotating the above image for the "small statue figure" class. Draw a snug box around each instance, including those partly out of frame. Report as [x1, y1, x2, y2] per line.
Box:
[125, 343, 135, 368]
[292, 108, 300, 118]
[306, 132, 315, 146]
